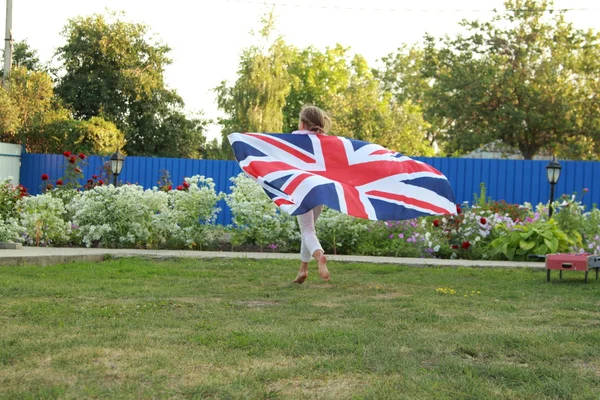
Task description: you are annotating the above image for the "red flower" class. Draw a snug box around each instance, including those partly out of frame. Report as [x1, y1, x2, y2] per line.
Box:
[167, 185, 172, 191]
[92, 175, 98, 179]
[98, 180, 104, 185]
[46, 183, 54, 190]
[41, 174, 49, 181]
[452, 245, 459, 249]
[69, 156, 77, 164]
[456, 205, 462, 214]
[480, 217, 487, 225]
[177, 185, 184, 191]
[56, 180, 63, 186]
[75, 168, 82, 173]
[79, 153, 86, 160]
[182, 181, 190, 189]
[433, 219, 440, 227]
[87, 179, 94, 184]
[461, 241, 471, 250]
[63, 151, 71, 158]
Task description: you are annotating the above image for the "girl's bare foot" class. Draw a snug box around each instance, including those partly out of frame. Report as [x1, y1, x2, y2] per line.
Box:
[318, 254, 330, 281]
[293, 263, 309, 284]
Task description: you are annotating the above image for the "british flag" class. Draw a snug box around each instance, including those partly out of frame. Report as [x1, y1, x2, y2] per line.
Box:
[228, 132, 456, 220]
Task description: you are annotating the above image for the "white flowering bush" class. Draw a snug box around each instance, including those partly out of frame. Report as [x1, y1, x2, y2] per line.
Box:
[0, 218, 22, 243]
[226, 173, 299, 250]
[155, 175, 224, 249]
[316, 207, 369, 254]
[18, 194, 72, 246]
[69, 184, 164, 248]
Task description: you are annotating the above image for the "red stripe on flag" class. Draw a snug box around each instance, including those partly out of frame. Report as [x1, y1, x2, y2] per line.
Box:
[274, 198, 294, 206]
[366, 190, 451, 215]
[342, 185, 369, 219]
[284, 173, 312, 194]
[246, 134, 315, 164]
[370, 149, 395, 155]
[244, 161, 297, 178]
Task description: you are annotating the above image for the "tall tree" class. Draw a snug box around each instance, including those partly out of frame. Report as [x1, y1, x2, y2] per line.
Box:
[283, 46, 433, 155]
[423, 0, 600, 159]
[55, 12, 208, 157]
[1, 40, 43, 76]
[215, 12, 293, 158]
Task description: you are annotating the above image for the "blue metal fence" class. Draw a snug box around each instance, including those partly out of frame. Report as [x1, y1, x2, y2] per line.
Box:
[19, 153, 600, 225]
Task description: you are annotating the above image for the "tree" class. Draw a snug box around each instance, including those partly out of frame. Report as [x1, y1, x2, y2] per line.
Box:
[216, 13, 433, 158]
[284, 46, 433, 155]
[28, 117, 126, 155]
[1, 40, 44, 76]
[215, 12, 293, 158]
[423, 0, 600, 159]
[0, 88, 19, 141]
[5, 66, 63, 148]
[55, 11, 209, 157]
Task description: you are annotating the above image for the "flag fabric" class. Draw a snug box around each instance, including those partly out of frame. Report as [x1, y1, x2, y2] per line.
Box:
[228, 132, 456, 221]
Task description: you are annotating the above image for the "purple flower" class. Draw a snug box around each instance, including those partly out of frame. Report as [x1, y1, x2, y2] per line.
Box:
[398, 233, 404, 239]
[267, 243, 278, 250]
[389, 234, 394, 239]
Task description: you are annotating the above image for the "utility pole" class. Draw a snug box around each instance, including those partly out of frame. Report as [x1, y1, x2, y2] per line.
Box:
[3, 0, 13, 89]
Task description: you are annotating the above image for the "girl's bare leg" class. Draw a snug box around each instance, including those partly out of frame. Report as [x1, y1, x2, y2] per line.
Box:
[313, 250, 330, 281]
[293, 261, 309, 284]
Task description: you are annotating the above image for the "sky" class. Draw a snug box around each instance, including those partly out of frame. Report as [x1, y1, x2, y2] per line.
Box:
[3, 0, 599, 140]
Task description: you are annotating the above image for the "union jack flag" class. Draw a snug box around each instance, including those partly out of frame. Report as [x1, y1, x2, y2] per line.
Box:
[228, 132, 456, 220]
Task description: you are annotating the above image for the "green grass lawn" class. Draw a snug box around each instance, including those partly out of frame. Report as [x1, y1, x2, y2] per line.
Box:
[1, 258, 599, 399]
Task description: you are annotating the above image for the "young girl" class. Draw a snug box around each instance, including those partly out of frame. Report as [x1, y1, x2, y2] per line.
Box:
[291, 105, 331, 283]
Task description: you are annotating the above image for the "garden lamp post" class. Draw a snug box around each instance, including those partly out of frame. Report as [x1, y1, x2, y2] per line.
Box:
[545, 157, 562, 218]
[110, 149, 125, 187]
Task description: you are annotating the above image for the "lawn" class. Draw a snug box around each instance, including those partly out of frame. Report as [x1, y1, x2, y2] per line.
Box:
[1, 258, 599, 399]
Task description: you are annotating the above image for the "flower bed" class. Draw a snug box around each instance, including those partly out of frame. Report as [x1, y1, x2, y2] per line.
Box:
[2, 158, 598, 260]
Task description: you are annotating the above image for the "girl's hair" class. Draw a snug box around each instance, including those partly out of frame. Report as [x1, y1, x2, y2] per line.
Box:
[299, 105, 331, 134]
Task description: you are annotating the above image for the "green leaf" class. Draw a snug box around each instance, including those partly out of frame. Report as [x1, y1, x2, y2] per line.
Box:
[519, 240, 536, 251]
[544, 237, 559, 253]
[504, 246, 516, 261]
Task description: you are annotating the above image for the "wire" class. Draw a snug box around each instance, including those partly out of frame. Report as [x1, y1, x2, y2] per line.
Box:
[222, 0, 599, 13]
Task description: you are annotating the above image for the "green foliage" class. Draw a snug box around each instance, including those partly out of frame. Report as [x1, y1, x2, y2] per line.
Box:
[215, 12, 292, 159]
[490, 219, 581, 260]
[0, 88, 19, 140]
[5, 66, 64, 148]
[29, 117, 126, 156]
[421, 0, 600, 159]
[55, 11, 209, 157]
[284, 46, 434, 156]
[315, 207, 369, 254]
[217, 16, 434, 158]
[225, 173, 299, 251]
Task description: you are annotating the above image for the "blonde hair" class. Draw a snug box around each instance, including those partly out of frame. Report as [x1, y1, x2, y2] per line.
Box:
[299, 105, 331, 134]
